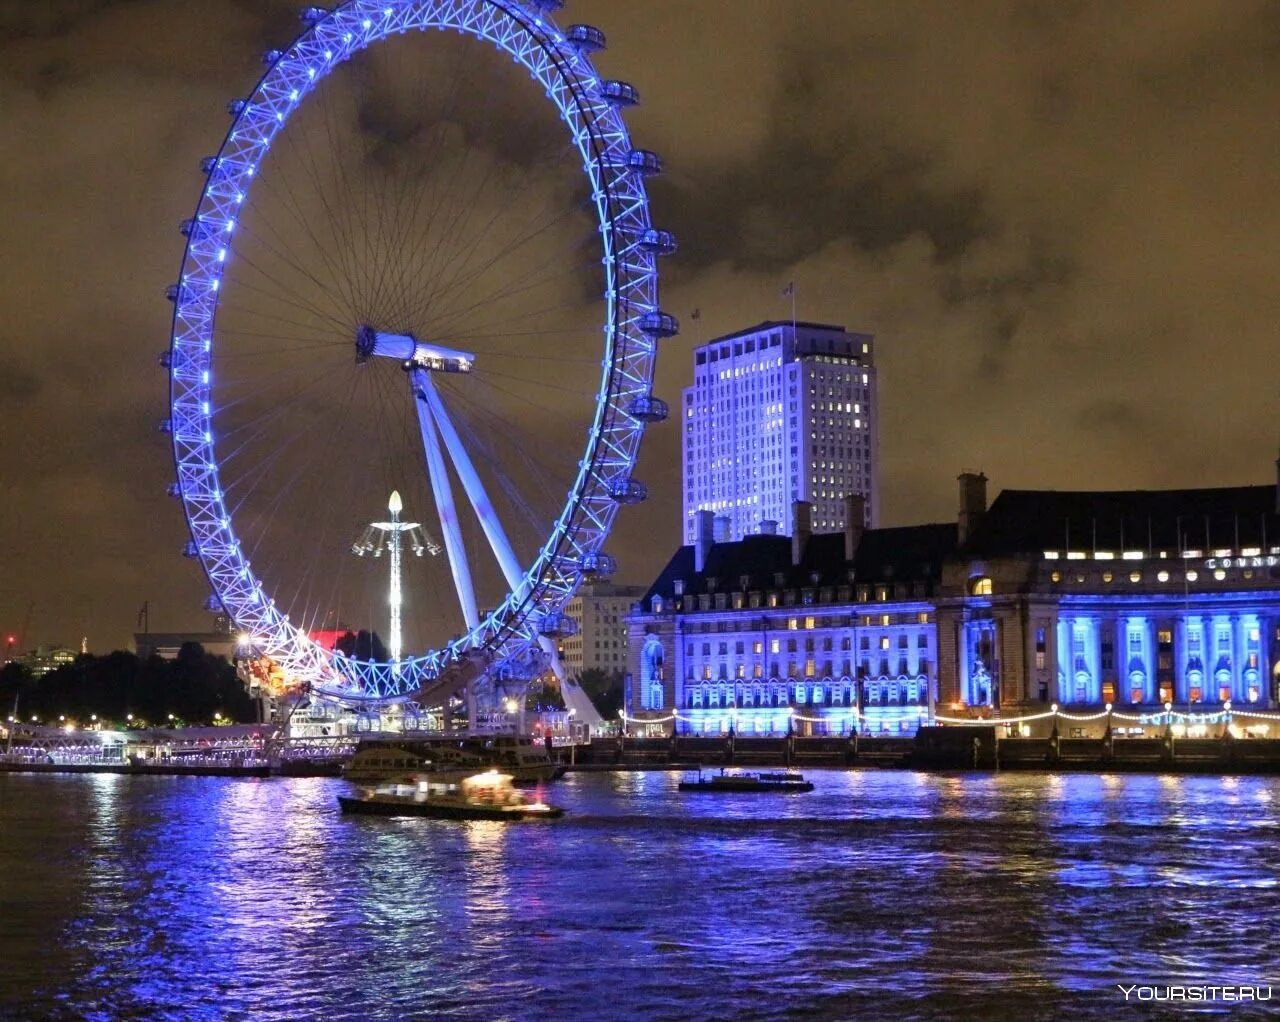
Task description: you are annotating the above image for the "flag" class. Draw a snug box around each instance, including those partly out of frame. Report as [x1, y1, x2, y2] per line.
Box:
[690, 308, 701, 321]
[781, 282, 794, 298]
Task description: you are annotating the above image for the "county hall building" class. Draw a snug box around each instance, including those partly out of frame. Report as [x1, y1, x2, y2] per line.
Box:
[626, 467, 1280, 737]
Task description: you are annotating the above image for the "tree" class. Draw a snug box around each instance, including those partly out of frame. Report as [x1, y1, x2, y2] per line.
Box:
[1, 647, 257, 726]
[0, 660, 33, 716]
[335, 629, 387, 662]
[575, 667, 625, 718]
[526, 678, 566, 712]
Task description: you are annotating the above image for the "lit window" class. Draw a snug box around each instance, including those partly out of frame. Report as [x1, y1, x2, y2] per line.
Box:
[1129, 572, 1141, 583]
[970, 577, 993, 596]
[1186, 570, 1199, 582]
[1157, 571, 1169, 582]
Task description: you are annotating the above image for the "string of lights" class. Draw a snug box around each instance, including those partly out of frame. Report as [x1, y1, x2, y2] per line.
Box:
[620, 701, 1277, 730]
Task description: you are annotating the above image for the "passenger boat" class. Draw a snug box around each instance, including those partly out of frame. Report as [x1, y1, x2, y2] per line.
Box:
[342, 745, 430, 781]
[678, 769, 815, 793]
[338, 770, 564, 820]
[473, 735, 565, 784]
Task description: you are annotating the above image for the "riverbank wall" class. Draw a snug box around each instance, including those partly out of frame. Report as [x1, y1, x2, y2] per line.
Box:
[570, 730, 1280, 774]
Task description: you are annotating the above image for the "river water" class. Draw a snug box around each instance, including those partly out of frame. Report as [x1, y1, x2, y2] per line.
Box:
[0, 769, 1276, 1020]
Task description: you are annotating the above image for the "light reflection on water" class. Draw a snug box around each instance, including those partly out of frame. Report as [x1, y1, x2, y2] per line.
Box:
[1, 770, 1278, 1020]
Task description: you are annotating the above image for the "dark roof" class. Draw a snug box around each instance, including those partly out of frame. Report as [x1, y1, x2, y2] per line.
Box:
[641, 523, 959, 602]
[697, 320, 855, 345]
[966, 485, 1280, 556]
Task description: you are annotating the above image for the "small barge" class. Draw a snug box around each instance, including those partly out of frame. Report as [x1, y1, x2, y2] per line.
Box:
[678, 769, 814, 793]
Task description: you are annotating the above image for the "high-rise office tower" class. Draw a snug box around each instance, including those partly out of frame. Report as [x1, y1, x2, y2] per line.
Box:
[681, 321, 878, 543]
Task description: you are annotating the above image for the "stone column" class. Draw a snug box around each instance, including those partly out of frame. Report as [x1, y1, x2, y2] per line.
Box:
[1147, 618, 1160, 704]
[1087, 616, 1102, 704]
[1263, 616, 1275, 707]
[1114, 615, 1128, 705]
[1173, 616, 1187, 704]
[1057, 617, 1071, 703]
[1234, 614, 1247, 704]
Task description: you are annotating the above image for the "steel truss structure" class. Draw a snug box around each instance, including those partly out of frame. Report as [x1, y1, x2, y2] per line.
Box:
[166, 0, 674, 703]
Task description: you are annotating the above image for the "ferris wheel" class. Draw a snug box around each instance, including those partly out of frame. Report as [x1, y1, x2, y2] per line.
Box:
[163, 0, 676, 709]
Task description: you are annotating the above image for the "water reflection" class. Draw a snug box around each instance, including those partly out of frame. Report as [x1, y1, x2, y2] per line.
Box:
[1, 770, 1278, 1019]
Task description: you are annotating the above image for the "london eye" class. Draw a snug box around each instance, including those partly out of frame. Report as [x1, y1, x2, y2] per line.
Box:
[163, 1, 676, 721]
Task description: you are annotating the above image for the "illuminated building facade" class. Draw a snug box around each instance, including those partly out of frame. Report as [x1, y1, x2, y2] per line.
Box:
[558, 583, 645, 678]
[630, 497, 952, 736]
[20, 646, 79, 677]
[681, 321, 878, 545]
[629, 467, 1280, 736]
[937, 474, 1280, 728]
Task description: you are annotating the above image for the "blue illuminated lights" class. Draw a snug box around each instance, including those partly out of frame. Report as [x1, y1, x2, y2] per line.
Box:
[165, 0, 669, 702]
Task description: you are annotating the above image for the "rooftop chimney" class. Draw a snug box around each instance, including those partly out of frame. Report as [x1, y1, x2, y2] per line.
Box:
[957, 472, 988, 546]
[791, 500, 812, 566]
[844, 493, 866, 562]
[694, 509, 715, 573]
[713, 515, 731, 543]
[759, 519, 778, 536]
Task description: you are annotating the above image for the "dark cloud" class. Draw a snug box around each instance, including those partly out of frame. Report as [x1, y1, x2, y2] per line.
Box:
[0, 1, 136, 42]
[653, 43, 993, 274]
[1, 0, 1278, 650]
[0, 357, 43, 405]
[1078, 398, 1145, 434]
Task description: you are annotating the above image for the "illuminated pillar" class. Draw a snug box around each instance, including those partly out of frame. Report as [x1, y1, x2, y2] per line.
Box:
[1145, 617, 1158, 703]
[387, 490, 404, 670]
[410, 369, 478, 630]
[1172, 616, 1185, 703]
[1057, 617, 1071, 703]
[1263, 616, 1275, 707]
[1114, 615, 1128, 704]
[1235, 614, 1249, 703]
[1082, 617, 1100, 704]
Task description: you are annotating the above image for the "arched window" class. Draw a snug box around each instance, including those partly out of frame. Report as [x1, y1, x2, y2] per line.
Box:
[641, 638, 665, 710]
[970, 577, 993, 596]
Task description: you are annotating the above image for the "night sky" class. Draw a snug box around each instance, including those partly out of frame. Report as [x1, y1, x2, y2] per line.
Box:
[2, 0, 1278, 651]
